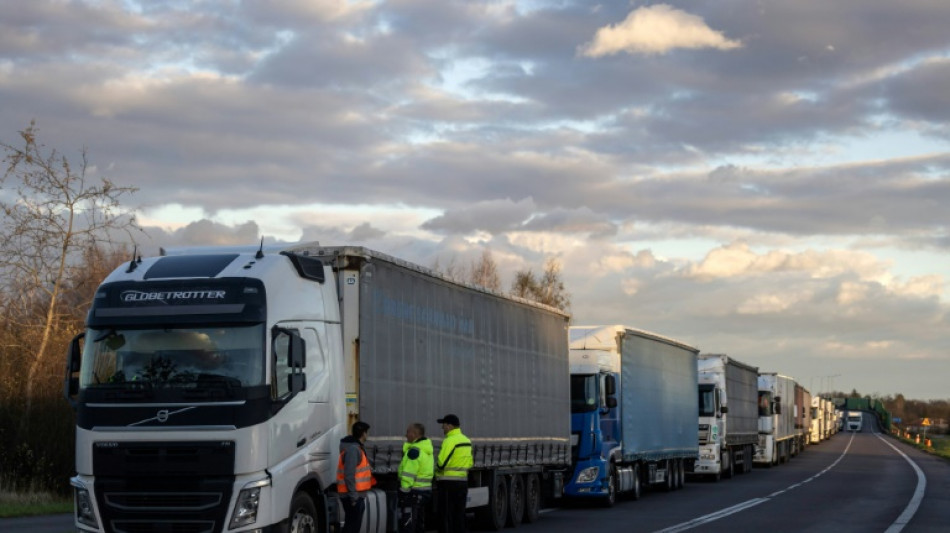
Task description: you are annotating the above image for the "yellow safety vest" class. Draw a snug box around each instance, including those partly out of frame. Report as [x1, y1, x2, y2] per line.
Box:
[436, 428, 473, 481]
[398, 438, 434, 490]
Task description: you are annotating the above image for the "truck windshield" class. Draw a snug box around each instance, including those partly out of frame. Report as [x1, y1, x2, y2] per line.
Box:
[758, 391, 773, 416]
[570, 374, 599, 413]
[80, 325, 265, 391]
[698, 384, 716, 416]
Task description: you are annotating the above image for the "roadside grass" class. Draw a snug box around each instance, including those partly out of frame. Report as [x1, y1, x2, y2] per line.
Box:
[894, 431, 950, 461]
[0, 489, 71, 518]
[927, 434, 950, 460]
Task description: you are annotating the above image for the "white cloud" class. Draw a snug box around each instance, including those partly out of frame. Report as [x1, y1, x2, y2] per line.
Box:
[580, 4, 742, 57]
[737, 290, 813, 314]
[686, 242, 890, 282]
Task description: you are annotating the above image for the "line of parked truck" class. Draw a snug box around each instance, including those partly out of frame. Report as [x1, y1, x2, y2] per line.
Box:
[63, 243, 843, 533]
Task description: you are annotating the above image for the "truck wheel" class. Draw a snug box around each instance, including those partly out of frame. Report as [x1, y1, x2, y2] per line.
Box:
[289, 492, 317, 533]
[662, 460, 674, 492]
[506, 474, 524, 527]
[678, 459, 686, 489]
[746, 445, 755, 473]
[630, 464, 642, 500]
[477, 475, 508, 531]
[523, 474, 541, 524]
[602, 465, 618, 508]
[723, 450, 734, 479]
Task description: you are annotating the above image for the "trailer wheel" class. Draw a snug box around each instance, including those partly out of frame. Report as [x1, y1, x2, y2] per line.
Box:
[676, 459, 685, 489]
[288, 492, 317, 533]
[746, 445, 754, 473]
[506, 474, 524, 527]
[523, 474, 541, 524]
[723, 450, 735, 479]
[630, 464, 642, 500]
[477, 474, 508, 531]
[662, 460, 674, 492]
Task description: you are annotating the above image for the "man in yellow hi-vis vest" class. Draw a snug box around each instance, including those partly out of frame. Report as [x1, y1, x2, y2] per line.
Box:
[435, 414, 472, 533]
[337, 421, 376, 533]
[398, 422, 434, 533]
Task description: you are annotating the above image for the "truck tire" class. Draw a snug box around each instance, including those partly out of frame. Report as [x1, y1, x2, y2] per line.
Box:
[630, 464, 642, 500]
[523, 474, 541, 524]
[477, 474, 508, 531]
[678, 459, 686, 489]
[602, 465, 618, 508]
[746, 445, 754, 473]
[289, 492, 317, 533]
[723, 449, 735, 479]
[662, 460, 674, 492]
[506, 474, 524, 527]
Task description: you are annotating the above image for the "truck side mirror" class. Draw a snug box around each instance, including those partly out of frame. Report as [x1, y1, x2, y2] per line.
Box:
[720, 405, 729, 414]
[773, 397, 782, 415]
[604, 374, 616, 397]
[288, 333, 306, 369]
[64, 332, 84, 408]
[605, 397, 618, 409]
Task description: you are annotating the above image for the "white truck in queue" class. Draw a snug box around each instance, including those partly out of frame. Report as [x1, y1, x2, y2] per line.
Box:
[64, 243, 573, 533]
[846, 411, 864, 432]
[693, 354, 759, 480]
[810, 396, 825, 444]
[755, 373, 800, 466]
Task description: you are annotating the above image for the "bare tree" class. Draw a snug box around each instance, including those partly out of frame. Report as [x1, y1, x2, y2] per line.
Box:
[1, 121, 140, 428]
[510, 257, 571, 312]
[469, 249, 501, 291]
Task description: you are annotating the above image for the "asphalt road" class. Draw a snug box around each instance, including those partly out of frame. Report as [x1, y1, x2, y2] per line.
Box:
[5, 414, 946, 533]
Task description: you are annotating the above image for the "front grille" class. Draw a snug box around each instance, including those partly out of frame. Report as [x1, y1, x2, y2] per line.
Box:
[698, 424, 710, 444]
[94, 441, 235, 533]
[105, 492, 222, 511]
[112, 519, 216, 533]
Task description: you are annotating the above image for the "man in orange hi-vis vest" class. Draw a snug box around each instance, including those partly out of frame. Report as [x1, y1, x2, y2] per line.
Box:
[338, 421, 376, 533]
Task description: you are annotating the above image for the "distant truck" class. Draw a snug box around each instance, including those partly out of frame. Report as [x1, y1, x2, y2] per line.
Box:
[565, 325, 699, 506]
[810, 396, 825, 444]
[64, 243, 572, 533]
[692, 354, 759, 480]
[794, 384, 811, 453]
[755, 373, 799, 466]
[846, 411, 864, 432]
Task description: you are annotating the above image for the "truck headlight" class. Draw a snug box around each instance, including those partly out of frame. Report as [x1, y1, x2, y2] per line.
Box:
[575, 466, 599, 483]
[230, 478, 270, 529]
[74, 486, 98, 528]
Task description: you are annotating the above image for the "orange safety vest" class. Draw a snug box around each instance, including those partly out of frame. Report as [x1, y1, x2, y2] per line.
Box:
[337, 446, 376, 493]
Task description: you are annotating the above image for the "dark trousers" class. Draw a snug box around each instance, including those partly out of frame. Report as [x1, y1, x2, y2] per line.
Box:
[341, 496, 365, 533]
[398, 490, 431, 533]
[436, 480, 468, 533]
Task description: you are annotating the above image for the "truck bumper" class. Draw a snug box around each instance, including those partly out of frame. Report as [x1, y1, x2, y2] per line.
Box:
[690, 446, 720, 475]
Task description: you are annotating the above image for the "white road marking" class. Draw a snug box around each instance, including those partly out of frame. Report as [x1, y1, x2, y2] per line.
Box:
[653, 498, 770, 533]
[653, 432, 856, 533]
[875, 432, 926, 533]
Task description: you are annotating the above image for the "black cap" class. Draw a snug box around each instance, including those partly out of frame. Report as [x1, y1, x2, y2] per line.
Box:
[437, 414, 460, 426]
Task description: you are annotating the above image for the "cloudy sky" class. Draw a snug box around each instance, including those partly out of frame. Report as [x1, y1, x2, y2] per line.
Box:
[2, 0, 948, 400]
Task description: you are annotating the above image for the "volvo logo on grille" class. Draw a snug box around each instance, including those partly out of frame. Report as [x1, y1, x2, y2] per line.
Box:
[129, 406, 197, 427]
